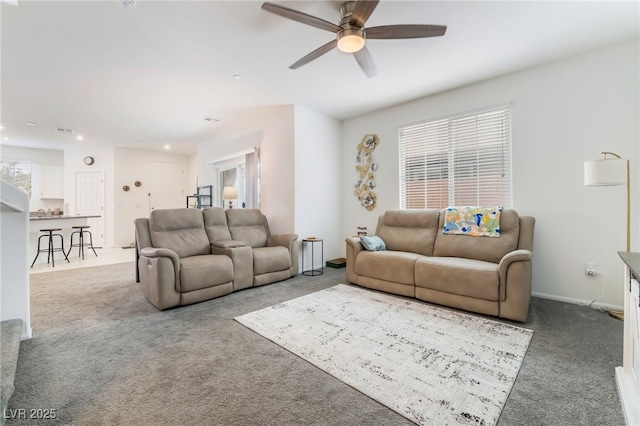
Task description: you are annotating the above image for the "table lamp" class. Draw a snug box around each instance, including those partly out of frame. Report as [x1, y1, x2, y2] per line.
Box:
[222, 186, 238, 209]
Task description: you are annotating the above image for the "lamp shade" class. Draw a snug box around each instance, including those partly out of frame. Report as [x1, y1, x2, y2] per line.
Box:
[584, 158, 627, 186]
[222, 186, 237, 200]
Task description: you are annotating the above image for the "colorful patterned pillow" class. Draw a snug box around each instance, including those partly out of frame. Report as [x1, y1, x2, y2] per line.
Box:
[443, 207, 503, 237]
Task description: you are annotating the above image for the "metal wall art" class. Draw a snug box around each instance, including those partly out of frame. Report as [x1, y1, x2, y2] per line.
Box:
[354, 134, 379, 211]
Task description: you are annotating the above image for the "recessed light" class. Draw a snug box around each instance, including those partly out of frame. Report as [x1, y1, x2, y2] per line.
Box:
[76, 135, 84, 141]
[25, 121, 37, 126]
[164, 144, 170, 150]
[0, 125, 5, 130]
[204, 117, 220, 123]
[233, 74, 241, 80]
[3, 137, 8, 141]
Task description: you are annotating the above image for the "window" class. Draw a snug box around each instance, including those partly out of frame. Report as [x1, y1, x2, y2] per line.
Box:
[399, 105, 511, 209]
[1, 159, 32, 197]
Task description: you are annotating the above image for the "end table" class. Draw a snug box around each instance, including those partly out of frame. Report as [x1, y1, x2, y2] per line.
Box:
[302, 238, 323, 276]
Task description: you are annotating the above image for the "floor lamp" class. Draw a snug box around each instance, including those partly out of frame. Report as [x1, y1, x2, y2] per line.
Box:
[584, 151, 630, 320]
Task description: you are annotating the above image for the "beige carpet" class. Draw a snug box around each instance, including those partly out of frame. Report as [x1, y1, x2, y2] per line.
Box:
[6, 263, 626, 425]
[29, 262, 156, 336]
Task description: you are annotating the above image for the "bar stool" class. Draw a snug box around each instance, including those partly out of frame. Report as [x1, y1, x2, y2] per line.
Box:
[67, 225, 98, 259]
[31, 228, 70, 268]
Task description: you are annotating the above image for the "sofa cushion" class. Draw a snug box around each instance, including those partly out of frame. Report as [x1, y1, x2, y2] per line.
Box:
[253, 246, 292, 275]
[203, 207, 232, 242]
[149, 209, 210, 258]
[226, 209, 269, 248]
[356, 251, 423, 285]
[433, 208, 520, 263]
[415, 257, 499, 301]
[179, 255, 233, 293]
[360, 235, 386, 251]
[377, 209, 440, 256]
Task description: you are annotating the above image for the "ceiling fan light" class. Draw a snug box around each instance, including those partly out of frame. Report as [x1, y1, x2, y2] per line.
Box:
[337, 29, 365, 53]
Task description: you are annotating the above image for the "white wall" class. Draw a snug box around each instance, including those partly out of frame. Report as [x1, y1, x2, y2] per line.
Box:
[198, 130, 262, 207]
[63, 145, 193, 248]
[64, 144, 116, 247]
[0, 181, 31, 339]
[187, 153, 198, 196]
[294, 105, 343, 266]
[112, 147, 193, 247]
[198, 106, 295, 234]
[198, 105, 342, 269]
[341, 39, 639, 309]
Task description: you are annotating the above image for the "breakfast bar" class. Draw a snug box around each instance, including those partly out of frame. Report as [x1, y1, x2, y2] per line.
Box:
[29, 215, 101, 266]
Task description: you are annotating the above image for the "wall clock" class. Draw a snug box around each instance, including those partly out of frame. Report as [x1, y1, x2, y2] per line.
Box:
[84, 156, 95, 165]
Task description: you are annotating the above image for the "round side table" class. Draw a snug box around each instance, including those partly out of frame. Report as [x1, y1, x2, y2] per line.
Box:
[301, 238, 323, 276]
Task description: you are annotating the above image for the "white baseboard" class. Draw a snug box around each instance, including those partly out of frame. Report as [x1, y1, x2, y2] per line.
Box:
[21, 325, 32, 340]
[532, 291, 623, 312]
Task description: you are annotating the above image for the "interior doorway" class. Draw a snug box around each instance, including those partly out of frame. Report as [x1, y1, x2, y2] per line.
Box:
[76, 171, 105, 247]
[149, 161, 183, 211]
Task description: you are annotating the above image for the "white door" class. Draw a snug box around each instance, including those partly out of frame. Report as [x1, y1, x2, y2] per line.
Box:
[149, 161, 183, 211]
[76, 172, 105, 247]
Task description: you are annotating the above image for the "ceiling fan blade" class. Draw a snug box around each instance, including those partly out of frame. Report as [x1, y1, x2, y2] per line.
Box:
[350, 0, 379, 28]
[290, 40, 338, 70]
[366, 24, 447, 39]
[262, 2, 341, 33]
[353, 46, 377, 78]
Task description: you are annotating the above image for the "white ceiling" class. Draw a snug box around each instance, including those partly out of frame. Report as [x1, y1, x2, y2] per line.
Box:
[1, 0, 638, 155]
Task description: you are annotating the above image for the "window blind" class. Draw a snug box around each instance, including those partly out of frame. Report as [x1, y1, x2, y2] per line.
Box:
[399, 105, 511, 209]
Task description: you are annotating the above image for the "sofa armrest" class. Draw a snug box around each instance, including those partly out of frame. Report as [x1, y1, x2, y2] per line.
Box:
[267, 234, 298, 250]
[138, 247, 182, 309]
[140, 247, 180, 266]
[212, 240, 246, 249]
[345, 237, 364, 283]
[497, 249, 533, 322]
[267, 234, 299, 277]
[499, 249, 532, 271]
[345, 237, 364, 255]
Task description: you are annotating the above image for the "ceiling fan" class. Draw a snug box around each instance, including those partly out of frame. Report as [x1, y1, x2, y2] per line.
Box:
[261, 0, 447, 78]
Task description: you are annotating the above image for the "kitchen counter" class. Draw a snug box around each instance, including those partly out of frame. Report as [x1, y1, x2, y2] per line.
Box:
[30, 214, 101, 221]
[618, 251, 640, 281]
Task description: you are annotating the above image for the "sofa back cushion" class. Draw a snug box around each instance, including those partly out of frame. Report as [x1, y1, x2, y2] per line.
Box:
[433, 208, 520, 263]
[376, 209, 440, 256]
[148, 208, 210, 258]
[226, 209, 269, 248]
[203, 207, 232, 242]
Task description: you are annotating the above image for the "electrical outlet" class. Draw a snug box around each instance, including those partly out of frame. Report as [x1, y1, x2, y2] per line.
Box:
[585, 263, 597, 276]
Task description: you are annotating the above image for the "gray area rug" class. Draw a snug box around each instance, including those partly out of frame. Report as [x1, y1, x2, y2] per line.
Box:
[7, 263, 625, 425]
[236, 285, 532, 425]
